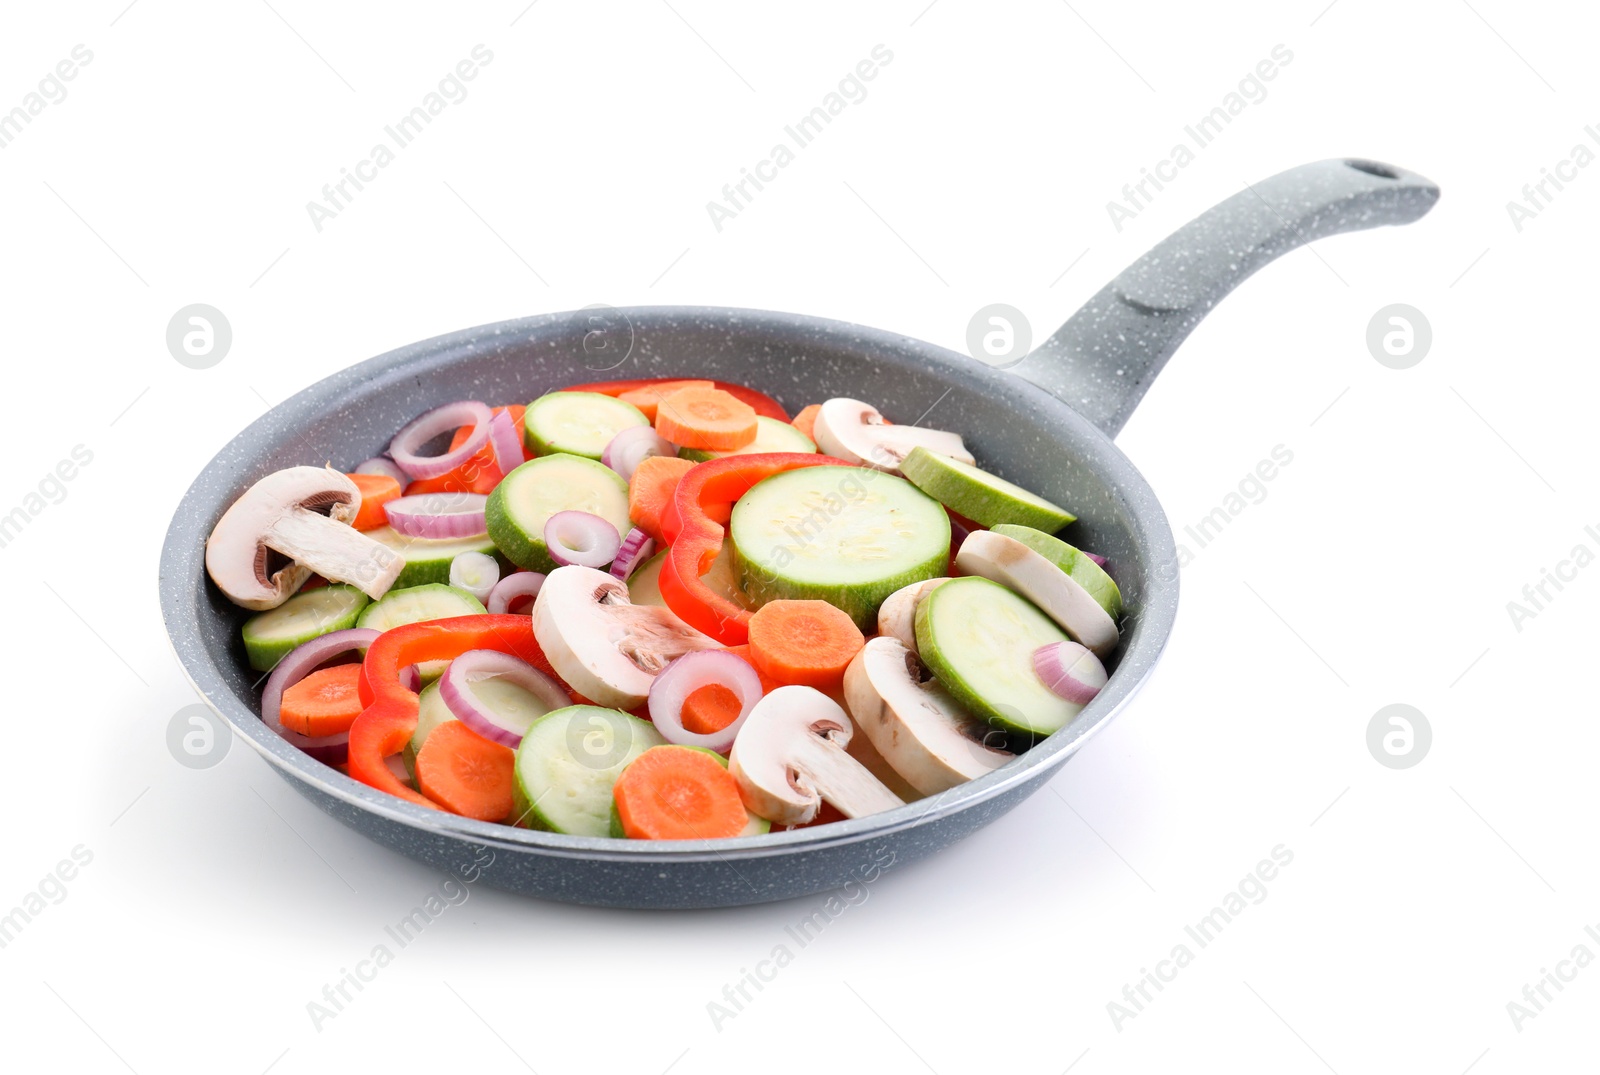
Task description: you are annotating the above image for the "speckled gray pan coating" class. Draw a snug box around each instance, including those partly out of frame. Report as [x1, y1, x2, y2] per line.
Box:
[158, 159, 1438, 909]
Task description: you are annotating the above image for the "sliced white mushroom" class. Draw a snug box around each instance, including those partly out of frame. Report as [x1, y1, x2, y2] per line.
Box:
[813, 398, 976, 472]
[844, 637, 1014, 795]
[955, 530, 1119, 659]
[876, 577, 951, 654]
[533, 566, 722, 710]
[730, 685, 905, 825]
[205, 465, 404, 610]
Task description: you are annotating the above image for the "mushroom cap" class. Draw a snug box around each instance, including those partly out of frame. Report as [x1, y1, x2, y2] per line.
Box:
[205, 466, 361, 610]
[844, 636, 1013, 795]
[730, 686, 853, 825]
[532, 565, 719, 710]
[955, 530, 1119, 658]
[813, 398, 974, 472]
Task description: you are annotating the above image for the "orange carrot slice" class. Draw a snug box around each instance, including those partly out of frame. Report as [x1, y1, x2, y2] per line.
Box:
[791, 404, 822, 443]
[279, 663, 365, 737]
[629, 455, 697, 544]
[613, 746, 748, 839]
[415, 721, 515, 822]
[680, 683, 743, 735]
[654, 387, 758, 451]
[746, 600, 865, 691]
[345, 473, 401, 530]
[619, 380, 714, 422]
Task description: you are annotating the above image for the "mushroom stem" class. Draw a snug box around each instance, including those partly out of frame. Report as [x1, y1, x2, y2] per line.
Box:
[264, 509, 403, 600]
[790, 730, 908, 820]
[608, 604, 722, 673]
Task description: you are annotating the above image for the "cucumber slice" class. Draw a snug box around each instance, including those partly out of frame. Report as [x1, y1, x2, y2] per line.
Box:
[631, 547, 753, 612]
[728, 465, 949, 629]
[991, 524, 1122, 620]
[899, 446, 1076, 533]
[240, 584, 370, 672]
[628, 549, 670, 606]
[485, 454, 632, 572]
[356, 583, 488, 632]
[523, 391, 648, 459]
[403, 680, 459, 781]
[359, 583, 488, 683]
[608, 745, 771, 837]
[914, 575, 1081, 741]
[511, 706, 665, 835]
[361, 527, 499, 589]
[679, 417, 817, 462]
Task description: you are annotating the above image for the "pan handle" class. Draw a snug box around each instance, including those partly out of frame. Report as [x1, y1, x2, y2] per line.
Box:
[1012, 158, 1440, 437]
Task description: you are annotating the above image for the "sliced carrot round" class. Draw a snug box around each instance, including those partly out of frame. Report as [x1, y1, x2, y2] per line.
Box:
[746, 600, 865, 692]
[415, 721, 515, 822]
[345, 473, 402, 530]
[654, 387, 758, 451]
[279, 663, 365, 737]
[790, 404, 822, 443]
[629, 454, 697, 544]
[619, 380, 714, 422]
[680, 683, 743, 735]
[613, 746, 748, 840]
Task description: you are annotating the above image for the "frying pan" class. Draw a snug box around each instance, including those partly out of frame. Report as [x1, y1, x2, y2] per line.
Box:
[159, 158, 1438, 909]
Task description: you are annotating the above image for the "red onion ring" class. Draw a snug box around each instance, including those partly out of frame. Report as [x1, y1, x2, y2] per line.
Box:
[601, 426, 676, 481]
[487, 571, 545, 614]
[449, 551, 500, 603]
[354, 456, 408, 485]
[1032, 641, 1107, 705]
[544, 511, 620, 568]
[261, 627, 380, 765]
[647, 650, 763, 753]
[383, 492, 489, 539]
[439, 649, 571, 748]
[1084, 551, 1108, 568]
[388, 400, 494, 480]
[488, 409, 524, 477]
[609, 528, 655, 581]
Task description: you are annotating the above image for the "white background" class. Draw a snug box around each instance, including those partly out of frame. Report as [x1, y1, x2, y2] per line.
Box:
[1, 1, 1595, 1072]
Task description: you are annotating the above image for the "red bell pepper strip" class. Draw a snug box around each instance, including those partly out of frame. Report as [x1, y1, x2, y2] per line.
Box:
[349, 616, 567, 810]
[566, 377, 790, 422]
[658, 453, 851, 645]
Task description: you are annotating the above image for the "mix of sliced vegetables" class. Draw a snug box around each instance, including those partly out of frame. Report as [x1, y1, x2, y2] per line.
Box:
[204, 378, 1124, 839]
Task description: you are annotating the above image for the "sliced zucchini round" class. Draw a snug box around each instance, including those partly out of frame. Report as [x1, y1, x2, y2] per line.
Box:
[485, 453, 632, 572]
[523, 391, 648, 459]
[728, 465, 949, 629]
[356, 583, 487, 632]
[914, 575, 1082, 741]
[627, 549, 670, 606]
[679, 416, 817, 462]
[361, 527, 499, 589]
[358, 583, 488, 682]
[991, 524, 1122, 620]
[240, 584, 370, 672]
[511, 706, 665, 835]
[899, 446, 1076, 532]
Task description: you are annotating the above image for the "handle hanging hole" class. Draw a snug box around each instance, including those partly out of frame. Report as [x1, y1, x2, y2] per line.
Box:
[1345, 159, 1400, 179]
